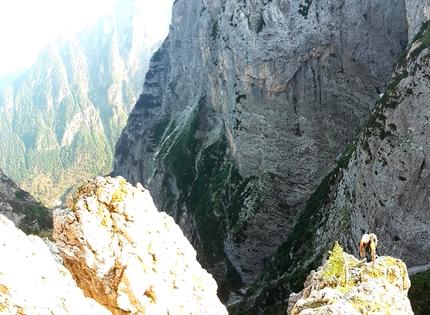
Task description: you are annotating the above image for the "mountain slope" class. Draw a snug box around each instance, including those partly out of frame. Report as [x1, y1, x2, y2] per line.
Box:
[0, 0, 172, 206]
[239, 19, 430, 314]
[0, 167, 51, 234]
[113, 0, 415, 304]
[323, 20, 430, 270]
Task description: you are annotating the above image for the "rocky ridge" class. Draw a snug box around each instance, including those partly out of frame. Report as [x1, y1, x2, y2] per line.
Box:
[287, 243, 413, 315]
[0, 167, 51, 234]
[0, 176, 226, 314]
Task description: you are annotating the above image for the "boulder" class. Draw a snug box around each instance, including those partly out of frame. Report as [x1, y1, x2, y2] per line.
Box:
[288, 243, 413, 315]
[53, 176, 227, 315]
[0, 214, 110, 314]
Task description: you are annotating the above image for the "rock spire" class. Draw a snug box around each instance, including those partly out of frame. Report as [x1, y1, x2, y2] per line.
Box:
[53, 176, 227, 315]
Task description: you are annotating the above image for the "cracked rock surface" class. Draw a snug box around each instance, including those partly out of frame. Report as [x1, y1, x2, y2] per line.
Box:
[0, 214, 110, 315]
[53, 176, 227, 315]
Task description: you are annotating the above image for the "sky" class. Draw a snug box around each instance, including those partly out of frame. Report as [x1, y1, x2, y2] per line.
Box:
[0, 0, 172, 79]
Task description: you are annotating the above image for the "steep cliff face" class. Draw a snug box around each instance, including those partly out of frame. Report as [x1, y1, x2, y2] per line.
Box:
[0, 0, 172, 206]
[268, 18, 430, 277]
[113, 0, 410, 299]
[313, 19, 430, 277]
[0, 168, 51, 234]
[405, 1, 430, 39]
[241, 18, 430, 315]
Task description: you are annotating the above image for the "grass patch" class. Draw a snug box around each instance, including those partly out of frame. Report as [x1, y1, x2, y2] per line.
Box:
[36, 229, 54, 241]
[409, 268, 430, 315]
[256, 12, 266, 33]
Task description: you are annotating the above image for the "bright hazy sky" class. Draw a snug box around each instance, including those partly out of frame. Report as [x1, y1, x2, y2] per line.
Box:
[0, 0, 172, 78]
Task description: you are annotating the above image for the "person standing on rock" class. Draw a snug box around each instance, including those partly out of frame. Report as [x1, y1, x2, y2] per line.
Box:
[359, 233, 377, 265]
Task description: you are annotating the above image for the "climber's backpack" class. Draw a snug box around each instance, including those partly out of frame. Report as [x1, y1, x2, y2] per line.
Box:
[364, 233, 377, 253]
[369, 233, 378, 248]
[360, 233, 377, 253]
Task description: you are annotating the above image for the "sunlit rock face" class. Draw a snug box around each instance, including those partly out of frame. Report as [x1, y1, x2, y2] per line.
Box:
[0, 214, 110, 315]
[287, 250, 413, 315]
[0, 0, 173, 206]
[53, 176, 227, 315]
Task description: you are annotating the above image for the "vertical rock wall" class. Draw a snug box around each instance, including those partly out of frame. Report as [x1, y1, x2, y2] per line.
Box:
[113, 0, 409, 297]
[315, 20, 430, 271]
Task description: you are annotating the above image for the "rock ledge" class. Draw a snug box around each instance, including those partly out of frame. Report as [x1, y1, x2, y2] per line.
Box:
[288, 243, 413, 315]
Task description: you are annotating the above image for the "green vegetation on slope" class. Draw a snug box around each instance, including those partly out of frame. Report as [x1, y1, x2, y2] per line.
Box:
[0, 20, 141, 207]
[397, 20, 430, 66]
[228, 132, 358, 315]
[409, 268, 430, 315]
[0, 78, 115, 206]
[8, 189, 52, 234]
[157, 96, 288, 302]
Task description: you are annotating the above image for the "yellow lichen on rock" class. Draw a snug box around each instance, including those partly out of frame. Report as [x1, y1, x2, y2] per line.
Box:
[288, 242, 414, 315]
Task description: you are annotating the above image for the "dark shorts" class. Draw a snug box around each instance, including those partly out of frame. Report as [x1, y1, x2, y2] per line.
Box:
[366, 252, 372, 263]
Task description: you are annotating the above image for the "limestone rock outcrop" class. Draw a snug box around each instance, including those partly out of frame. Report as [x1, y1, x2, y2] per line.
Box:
[287, 244, 413, 315]
[53, 176, 227, 315]
[0, 214, 110, 315]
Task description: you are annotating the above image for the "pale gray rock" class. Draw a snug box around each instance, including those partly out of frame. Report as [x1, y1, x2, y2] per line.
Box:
[53, 176, 227, 315]
[405, 0, 430, 40]
[0, 214, 111, 315]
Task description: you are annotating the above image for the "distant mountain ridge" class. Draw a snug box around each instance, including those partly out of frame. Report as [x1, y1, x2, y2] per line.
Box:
[0, 69, 27, 91]
[0, 0, 172, 206]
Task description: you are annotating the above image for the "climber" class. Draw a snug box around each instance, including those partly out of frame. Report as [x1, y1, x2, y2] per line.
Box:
[359, 233, 377, 265]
